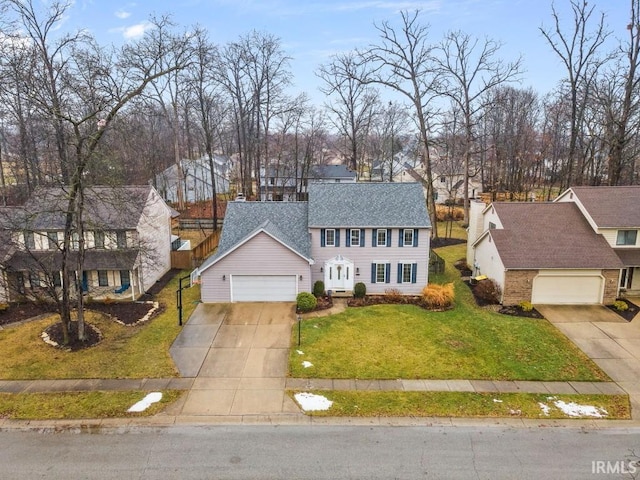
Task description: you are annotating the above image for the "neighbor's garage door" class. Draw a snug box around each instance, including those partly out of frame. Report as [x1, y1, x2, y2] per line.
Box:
[231, 275, 297, 302]
[532, 274, 603, 305]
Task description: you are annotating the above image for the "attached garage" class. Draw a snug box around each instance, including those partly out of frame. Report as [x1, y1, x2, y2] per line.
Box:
[231, 275, 298, 302]
[532, 271, 603, 305]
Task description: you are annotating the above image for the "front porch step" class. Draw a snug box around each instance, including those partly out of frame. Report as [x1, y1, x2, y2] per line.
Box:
[329, 290, 353, 298]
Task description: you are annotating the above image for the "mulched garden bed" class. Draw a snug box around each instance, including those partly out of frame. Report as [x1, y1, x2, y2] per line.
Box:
[0, 302, 57, 326]
[498, 305, 544, 319]
[607, 299, 639, 322]
[87, 301, 163, 325]
[42, 321, 103, 351]
[431, 237, 466, 248]
[348, 296, 423, 307]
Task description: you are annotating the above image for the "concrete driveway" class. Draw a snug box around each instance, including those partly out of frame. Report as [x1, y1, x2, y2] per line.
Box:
[169, 303, 302, 419]
[536, 303, 640, 415]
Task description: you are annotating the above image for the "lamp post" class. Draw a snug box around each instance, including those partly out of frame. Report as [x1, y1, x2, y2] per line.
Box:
[176, 274, 191, 326]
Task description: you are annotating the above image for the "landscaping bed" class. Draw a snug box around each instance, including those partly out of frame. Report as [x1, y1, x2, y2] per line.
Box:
[607, 298, 639, 322]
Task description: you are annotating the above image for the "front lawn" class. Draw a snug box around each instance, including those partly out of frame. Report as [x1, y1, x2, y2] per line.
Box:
[0, 271, 200, 380]
[289, 391, 630, 419]
[289, 243, 608, 382]
[0, 390, 183, 420]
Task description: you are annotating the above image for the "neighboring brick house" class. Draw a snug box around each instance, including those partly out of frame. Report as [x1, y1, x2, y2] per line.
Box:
[195, 182, 431, 302]
[555, 186, 640, 297]
[0, 185, 172, 302]
[467, 196, 625, 306]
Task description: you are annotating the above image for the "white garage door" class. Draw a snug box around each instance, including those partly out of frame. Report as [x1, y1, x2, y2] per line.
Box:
[532, 275, 603, 305]
[231, 275, 297, 302]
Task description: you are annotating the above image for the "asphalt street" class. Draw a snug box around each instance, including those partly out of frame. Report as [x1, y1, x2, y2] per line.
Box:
[2, 425, 640, 479]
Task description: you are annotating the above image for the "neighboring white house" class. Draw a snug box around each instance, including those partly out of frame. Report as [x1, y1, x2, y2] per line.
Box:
[1, 185, 173, 302]
[155, 155, 231, 204]
[194, 182, 431, 302]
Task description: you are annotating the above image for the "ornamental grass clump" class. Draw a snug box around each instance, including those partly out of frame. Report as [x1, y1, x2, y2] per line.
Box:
[421, 283, 455, 310]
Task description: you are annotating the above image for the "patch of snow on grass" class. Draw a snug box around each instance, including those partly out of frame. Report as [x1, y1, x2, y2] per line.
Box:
[539, 403, 550, 416]
[127, 392, 162, 412]
[553, 400, 608, 418]
[296, 350, 304, 355]
[294, 392, 333, 411]
[493, 399, 503, 403]
[302, 361, 314, 368]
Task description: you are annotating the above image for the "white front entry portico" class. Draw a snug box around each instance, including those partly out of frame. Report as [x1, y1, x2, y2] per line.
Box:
[324, 254, 354, 294]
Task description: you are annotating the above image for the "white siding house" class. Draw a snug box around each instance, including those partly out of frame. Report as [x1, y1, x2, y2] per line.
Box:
[195, 182, 431, 302]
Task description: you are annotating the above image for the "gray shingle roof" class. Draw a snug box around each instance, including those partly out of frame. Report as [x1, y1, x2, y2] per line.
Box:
[489, 202, 623, 269]
[21, 186, 153, 230]
[199, 201, 311, 271]
[308, 182, 431, 228]
[564, 186, 640, 228]
[310, 164, 356, 180]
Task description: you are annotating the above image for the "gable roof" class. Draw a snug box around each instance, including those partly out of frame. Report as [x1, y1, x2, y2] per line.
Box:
[18, 186, 154, 231]
[559, 186, 640, 228]
[485, 202, 623, 269]
[198, 201, 311, 272]
[310, 164, 356, 180]
[308, 182, 431, 228]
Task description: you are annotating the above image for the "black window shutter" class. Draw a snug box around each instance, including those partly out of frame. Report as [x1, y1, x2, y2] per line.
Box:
[321, 229, 326, 247]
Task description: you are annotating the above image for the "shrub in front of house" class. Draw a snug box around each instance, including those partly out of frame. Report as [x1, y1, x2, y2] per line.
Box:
[519, 301, 533, 312]
[354, 282, 366, 298]
[472, 279, 502, 305]
[613, 300, 629, 312]
[421, 283, 455, 309]
[313, 280, 325, 298]
[383, 288, 403, 303]
[296, 292, 317, 312]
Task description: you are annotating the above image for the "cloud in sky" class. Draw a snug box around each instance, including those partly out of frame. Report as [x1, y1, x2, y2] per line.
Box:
[115, 9, 131, 19]
[111, 21, 154, 40]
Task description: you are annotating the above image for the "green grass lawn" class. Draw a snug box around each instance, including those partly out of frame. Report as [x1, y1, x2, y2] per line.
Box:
[288, 391, 630, 419]
[0, 390, 183, 420]
[289, 243, 608, 382]
[0, 271, 200, 380]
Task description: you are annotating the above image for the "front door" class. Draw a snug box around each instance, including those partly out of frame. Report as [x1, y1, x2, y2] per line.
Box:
[324, 255, 355, 293]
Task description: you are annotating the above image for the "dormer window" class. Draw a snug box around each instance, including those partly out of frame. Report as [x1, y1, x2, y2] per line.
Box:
[617, 230, 637, 246]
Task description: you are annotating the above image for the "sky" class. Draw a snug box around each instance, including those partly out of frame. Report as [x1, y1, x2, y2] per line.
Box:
[60, 0, 630, 104]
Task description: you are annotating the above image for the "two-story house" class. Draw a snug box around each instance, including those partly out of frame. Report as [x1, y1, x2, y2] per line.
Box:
[195, 182, 431, 302]
[556, 186, 640, 296]
[467, 185, 640, 306]
[0, 185, 172, 302]
[260, 163, 356, 202]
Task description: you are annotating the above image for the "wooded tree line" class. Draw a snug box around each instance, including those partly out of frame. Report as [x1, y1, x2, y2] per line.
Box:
[0, 0, 638, 219]
[0, 0, 636, 343]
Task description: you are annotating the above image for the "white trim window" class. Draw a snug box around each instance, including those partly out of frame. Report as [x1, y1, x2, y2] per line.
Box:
[403, 229, 414, 246]
[325, 228, 336, 247]
[376, 263, 386, 283]
[376, 229, 387, 247]
[350, 229, 361, 247]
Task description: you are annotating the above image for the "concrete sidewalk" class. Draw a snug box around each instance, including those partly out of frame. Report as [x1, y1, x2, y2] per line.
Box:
[537, 303, 640, 418]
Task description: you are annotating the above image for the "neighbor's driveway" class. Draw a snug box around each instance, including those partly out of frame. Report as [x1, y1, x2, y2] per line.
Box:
[169, 303, 301, 418]
[536, 304, 640, 414]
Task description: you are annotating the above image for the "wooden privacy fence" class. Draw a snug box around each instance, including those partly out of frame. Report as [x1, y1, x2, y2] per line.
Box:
[170, 230, 220, 269]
